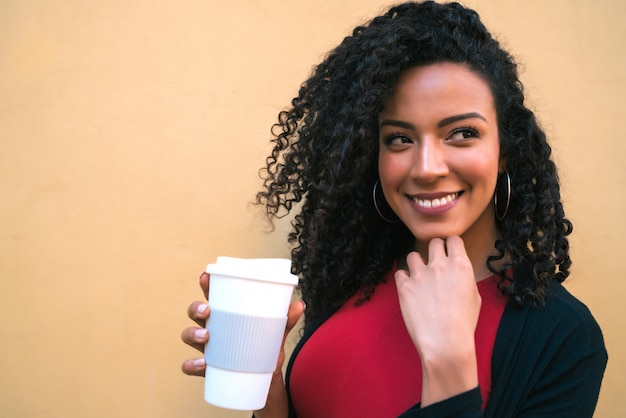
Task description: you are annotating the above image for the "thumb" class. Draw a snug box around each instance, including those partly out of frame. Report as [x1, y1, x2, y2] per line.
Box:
[285, 300, 305, 336]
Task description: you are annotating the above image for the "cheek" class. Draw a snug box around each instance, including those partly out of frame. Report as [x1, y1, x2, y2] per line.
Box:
[463, 156, 499, 193]
[378, 153, 408, 187]
[463, 140, 501, 184]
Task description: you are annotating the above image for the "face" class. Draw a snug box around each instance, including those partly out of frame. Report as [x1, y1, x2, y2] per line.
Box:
[378, 63, 504, 252]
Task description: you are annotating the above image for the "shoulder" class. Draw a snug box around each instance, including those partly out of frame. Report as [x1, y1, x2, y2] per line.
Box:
[544, 280, 595, 318]
[502, 279, 606, 355]
[544, 280, 604, 346]
[490, 279, 607, 417]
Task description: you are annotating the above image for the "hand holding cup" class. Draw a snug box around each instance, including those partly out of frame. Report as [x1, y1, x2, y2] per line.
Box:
[181, 257, 301, 412]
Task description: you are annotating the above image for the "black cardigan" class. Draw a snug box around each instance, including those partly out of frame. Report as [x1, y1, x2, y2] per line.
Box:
[284, 266, 607, 418]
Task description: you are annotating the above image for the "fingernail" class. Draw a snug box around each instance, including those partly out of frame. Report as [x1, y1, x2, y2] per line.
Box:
[193, 358, 206, 367]
[197, 303, 208, 314]
[194, 328, 208, 339]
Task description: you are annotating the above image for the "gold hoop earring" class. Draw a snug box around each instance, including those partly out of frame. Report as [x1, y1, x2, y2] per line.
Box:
[494, 170, 511, 220]
[373, 180, 400, 223]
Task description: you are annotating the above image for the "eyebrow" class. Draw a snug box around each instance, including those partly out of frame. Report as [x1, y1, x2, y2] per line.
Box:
[379, 119, 416, 130]
[379, 112, 487, 130]
[438, 112, 487, 128]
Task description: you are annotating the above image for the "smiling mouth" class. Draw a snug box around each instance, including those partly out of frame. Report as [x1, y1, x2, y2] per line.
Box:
[410, 192, 460, 208]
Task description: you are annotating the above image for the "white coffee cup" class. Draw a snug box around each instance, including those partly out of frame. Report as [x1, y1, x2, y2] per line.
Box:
[204, 256, 299, 410]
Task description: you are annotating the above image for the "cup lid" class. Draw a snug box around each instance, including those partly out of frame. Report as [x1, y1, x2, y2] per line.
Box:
[205, 257, 299, 285]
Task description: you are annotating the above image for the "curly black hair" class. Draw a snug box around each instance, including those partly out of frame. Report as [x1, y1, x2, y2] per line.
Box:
[256, 1, 572, 327]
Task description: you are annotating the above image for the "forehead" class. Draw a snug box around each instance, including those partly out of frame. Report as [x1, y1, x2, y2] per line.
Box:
[381, 63, 495, 117]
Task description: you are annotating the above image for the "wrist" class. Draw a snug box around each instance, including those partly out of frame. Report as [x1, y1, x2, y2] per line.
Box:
[420, 348, 478, 407]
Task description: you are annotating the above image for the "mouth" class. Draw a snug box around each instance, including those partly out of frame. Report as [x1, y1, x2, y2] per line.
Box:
[409, 192, 461, 209]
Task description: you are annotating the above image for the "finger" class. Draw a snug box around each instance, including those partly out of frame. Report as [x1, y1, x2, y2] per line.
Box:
[444, 235, 467, 258]
[405, 250, 426, 270]
[181, 357, 207, 377]
[394, 268, 410, 285]
[199, 272, 210, 300]
[181, 326, 209, 353]
[427, 237, 447, 260]
[187, 301, 210, 327]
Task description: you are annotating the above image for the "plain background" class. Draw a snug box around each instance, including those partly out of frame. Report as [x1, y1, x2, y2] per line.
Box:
[1, 0, 624, 417]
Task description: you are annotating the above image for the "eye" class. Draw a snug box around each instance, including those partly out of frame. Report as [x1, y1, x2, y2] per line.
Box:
[448, 127, 479, 141]
[384, 133, 413, 146]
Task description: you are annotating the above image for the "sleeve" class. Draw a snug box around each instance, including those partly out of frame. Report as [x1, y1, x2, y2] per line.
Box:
[510, 321, 607, 417]
[396, 336, 606, 418]
[485, 282, 607, 418]
[399, 283, 607, 418]
[397, 387, 483, 418]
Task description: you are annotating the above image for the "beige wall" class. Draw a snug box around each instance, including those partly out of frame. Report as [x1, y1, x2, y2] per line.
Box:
[1, 1, 623, 417]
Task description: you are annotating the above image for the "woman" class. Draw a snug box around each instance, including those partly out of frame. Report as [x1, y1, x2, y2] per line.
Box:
[181, 2, 607, 417]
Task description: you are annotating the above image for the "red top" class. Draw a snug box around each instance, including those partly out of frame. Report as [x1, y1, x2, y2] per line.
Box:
[290, 269, 507, 418]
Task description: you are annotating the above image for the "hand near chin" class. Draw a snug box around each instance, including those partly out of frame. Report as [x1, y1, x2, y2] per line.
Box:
[395, 235, 481, 406]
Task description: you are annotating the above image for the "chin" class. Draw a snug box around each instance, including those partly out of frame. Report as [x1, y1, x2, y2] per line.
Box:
[411, 232, 456, 243]
[408, 226, 465, 244]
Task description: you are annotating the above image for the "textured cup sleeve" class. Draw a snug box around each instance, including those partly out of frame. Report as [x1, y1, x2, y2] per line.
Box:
[205, 309, 288, 373]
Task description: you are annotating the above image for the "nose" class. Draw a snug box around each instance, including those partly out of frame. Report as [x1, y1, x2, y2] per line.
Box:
[410, 139, 449, 183]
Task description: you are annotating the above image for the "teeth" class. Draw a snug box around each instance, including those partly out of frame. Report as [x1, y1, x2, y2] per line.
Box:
[414, 193, 458, 208]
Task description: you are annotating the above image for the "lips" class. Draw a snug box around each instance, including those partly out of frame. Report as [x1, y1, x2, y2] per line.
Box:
[409, 192, 460, 208]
